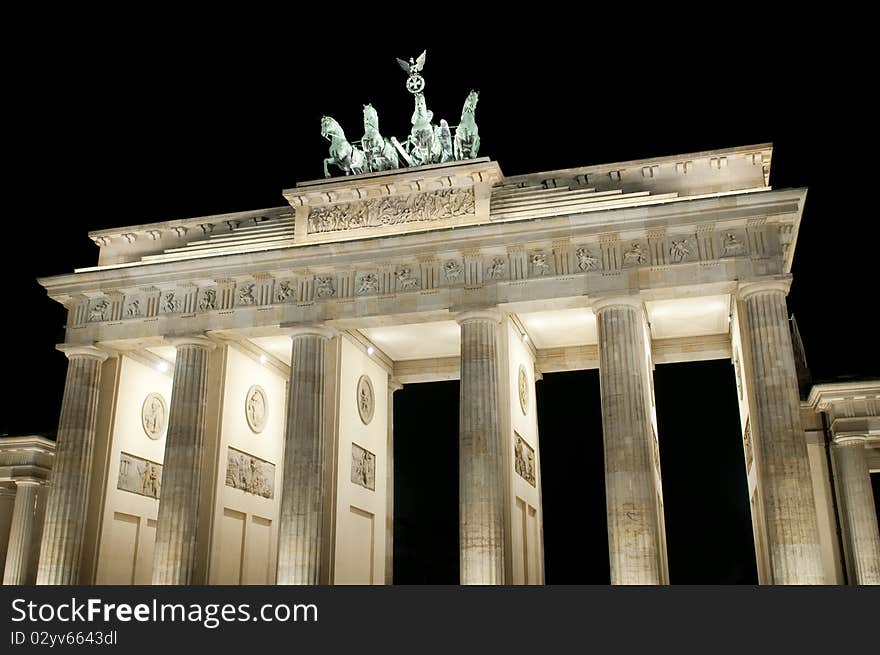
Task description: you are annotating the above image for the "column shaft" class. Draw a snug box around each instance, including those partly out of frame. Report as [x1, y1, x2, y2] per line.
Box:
[458, 314, 505, 584]
[596, 301, 665, 585]
[833, 438, 880, 584]
[152, 341, 213, 585]
[3, 482, 41, 585]
[740, 286, 823, 584]
[277, 333, 328, 584]
[37, 349, 106, 585]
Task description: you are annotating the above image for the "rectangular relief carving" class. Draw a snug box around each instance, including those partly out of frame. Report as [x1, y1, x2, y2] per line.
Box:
[307, 187, 475, 234]
[225, 447, 275, 499]
[117, 452, 163, 499]
[514, 434, 536, 487]
[350, 442, 376, 491]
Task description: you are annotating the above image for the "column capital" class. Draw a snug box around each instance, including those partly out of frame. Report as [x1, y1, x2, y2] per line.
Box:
[56, 344, 110, 362]
[591, 294, 645, 314]
[455, 309, 503, 325]
[283, 325, 337, 340]
[736, 276, 792, 300]
[832, 433, 869, 447]
[168, 335, 217, 350]
[13, 477, 44, 488]
[388, 379, 404, 394]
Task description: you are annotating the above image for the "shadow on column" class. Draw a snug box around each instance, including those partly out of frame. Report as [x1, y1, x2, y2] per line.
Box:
[393, 380, 460, 584]
[536, 370, 610, 584]
[654, 360, 758, 584]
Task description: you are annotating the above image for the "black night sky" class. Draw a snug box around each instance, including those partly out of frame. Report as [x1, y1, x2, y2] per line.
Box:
[3, 18, 878, 584]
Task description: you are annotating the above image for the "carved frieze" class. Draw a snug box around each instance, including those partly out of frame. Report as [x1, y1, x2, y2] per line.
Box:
[315, 276, 336, 299]
[518, 365, 529, 415]
[198, 287, 217, 311]
[487, 257, 507, 280]
[351, 442, 376, 491]
[245, 385, 268, 434]
[396, 267, 420, 291]
[274, 280, 295, 303]
[118, 452, 162, 499]
[733, 350, 743, 399]
[125, 299, 142, 318]
[721, 231, 747, 257]
[225, 447, 275, 498]
[237, 282, 256, 306]
[623, 242, 648, 266]
[89, 299, 111, 322]
[75, 218, 786, 328]
[357, 273, 379, 295]
[160, 292, 181, 314]
[141, 392, 167, 440]
[307, 187, 475, 235]
[575, 247, 599, 271]
[357, 375, 375, 425]
[530, 253, 550, 277]
[743, 418, 754, 472]
[443, 260, 463, 283]
[669, 238, 692, 263]
[514, 435, 536, 486]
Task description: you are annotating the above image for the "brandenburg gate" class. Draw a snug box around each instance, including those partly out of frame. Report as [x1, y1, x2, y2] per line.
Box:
[3, 54, 878, 586]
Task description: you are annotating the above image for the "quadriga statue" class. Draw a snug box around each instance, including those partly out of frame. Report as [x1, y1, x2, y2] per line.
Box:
[361, 104, 399, 172]
[321, 115, 367, 178]
[454, 90, 480, 160]
[408, 93, 442, 166]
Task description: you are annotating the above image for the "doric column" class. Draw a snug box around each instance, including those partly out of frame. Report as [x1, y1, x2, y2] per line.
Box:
[457, 310, 506, 584]
[594, 296, 666, 585]
[3, 480, 42, 585]
[737, 279, 823, 584]
[152, 337, 215, 585]
[37, 345, 108, 585]
[277, 328, 334, 585]
[832, 435, 880, 584]
[385, 379, 403, 585]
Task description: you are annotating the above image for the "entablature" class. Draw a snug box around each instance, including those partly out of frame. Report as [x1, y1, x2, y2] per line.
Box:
[43, 186, 805, 346]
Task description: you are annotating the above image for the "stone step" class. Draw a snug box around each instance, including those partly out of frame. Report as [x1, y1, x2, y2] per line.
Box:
[492, 189, 631, 212]
[492, 186, 586, 200]
[162, 232, 296, 254]
[204, 226, 295, 242]
[142, 237, 295, 262]
[491, 191, 680, 219]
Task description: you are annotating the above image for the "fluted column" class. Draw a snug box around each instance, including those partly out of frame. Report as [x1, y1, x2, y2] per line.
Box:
[738, 280, 823, 584]
[3, 480, 42, 585]
[594, 297, 666, 585]
[457, 310, 506, 585]
[37, 345, 108, 585]
[152, 337, 215, 585]
[832, 435, 880, 584]
[277, 328, 333, 585]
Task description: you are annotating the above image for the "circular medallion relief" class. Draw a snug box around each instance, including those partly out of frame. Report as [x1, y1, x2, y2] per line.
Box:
[245, 385, 268, 434]
[518, 365, 529, 415]
[357, 375, 375, 425]
[141, 392, 167, 440]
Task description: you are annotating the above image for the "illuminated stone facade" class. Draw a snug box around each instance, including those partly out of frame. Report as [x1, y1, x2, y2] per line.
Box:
[1, 144, 877, 585]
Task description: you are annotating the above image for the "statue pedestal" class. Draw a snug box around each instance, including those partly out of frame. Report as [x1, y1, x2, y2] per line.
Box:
[283, 158, 503, 245]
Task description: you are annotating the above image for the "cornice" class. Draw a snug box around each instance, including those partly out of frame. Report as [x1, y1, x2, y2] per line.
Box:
[807, 380, 880, 411]
[40, 188, 806, 299]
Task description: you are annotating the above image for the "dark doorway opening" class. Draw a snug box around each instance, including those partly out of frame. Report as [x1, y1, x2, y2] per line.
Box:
[391, 361, 762, 585]
[392, 380, 459, 583]
[536, 370, 609, 583]
[654, 359, 758, 584]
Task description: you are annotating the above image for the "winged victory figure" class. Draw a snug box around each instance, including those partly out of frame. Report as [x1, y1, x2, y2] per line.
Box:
[397, 50, 427, 94]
